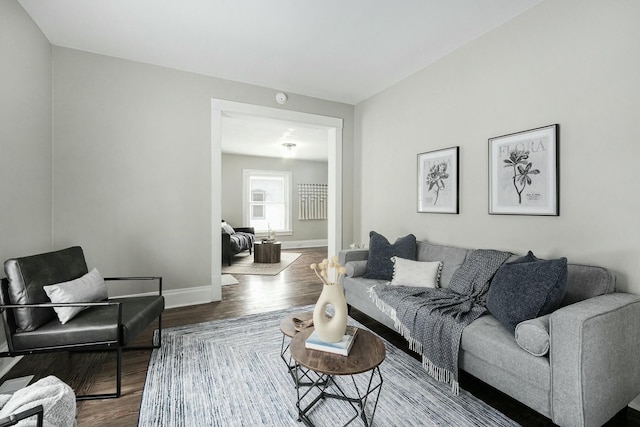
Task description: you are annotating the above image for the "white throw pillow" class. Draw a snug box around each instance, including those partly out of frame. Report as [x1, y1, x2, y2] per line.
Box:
[390, 257, 442, 288]
[43, 268, 108, 324]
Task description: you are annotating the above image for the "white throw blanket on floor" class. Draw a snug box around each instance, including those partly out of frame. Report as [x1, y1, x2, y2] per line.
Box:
[0, 376, 76, 427]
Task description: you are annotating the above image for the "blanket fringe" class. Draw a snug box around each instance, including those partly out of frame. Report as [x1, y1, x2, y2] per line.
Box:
[369, 286, 458, 395]
[369, 287, 424, 353]
[423, 357, 459, 395]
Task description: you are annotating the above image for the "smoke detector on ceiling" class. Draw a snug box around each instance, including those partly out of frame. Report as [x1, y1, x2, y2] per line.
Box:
[275, 92, 288, 104]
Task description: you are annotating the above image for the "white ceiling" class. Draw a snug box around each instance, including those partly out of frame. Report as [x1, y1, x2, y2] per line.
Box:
[18, 0, 541, 105]
[18, 0, 541, 161]
[221, 113, 331, 162]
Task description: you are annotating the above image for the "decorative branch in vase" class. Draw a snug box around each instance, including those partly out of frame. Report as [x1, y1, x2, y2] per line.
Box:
[310, 256, 348, 343]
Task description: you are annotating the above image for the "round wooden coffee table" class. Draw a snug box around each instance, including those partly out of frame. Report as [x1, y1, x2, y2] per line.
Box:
[290, 327, 385, 426]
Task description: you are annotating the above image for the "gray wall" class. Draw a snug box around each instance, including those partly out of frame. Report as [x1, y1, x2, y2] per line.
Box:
[52, 47, 354, 292]
[0, 0, 52, 262]
[221, 153, 328, 242]
[354, 0, 640, 293]
[0, 0, 52, 369]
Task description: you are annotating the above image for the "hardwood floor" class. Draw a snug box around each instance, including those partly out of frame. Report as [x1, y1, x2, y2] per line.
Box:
[2, 246, 639, 426]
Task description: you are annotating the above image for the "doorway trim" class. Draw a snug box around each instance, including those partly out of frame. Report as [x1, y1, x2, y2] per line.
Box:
[211, 99, 343, 301]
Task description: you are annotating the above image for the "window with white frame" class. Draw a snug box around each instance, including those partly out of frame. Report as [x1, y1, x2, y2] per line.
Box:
[243, 170, 292, 234]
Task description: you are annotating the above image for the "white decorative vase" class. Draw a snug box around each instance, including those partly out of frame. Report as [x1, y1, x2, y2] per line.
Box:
[313, 282, 348, 343]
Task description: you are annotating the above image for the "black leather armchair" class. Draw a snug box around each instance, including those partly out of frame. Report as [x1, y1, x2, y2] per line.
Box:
[0, 246, 163, 400]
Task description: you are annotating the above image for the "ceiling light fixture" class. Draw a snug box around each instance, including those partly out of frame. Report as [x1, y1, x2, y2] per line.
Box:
[281, 142, 296, 158]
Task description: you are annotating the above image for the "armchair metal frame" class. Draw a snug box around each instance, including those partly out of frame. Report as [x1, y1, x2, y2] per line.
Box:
[0, 404, 43, 427]
[0, 276, 162, 401]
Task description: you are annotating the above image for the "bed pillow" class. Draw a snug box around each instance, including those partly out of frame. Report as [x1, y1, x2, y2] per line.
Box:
[390, 257, 442, 288]
[487, 251, 568, 332]
[363, 231, 416, 280]
[43, 268, 108, 324]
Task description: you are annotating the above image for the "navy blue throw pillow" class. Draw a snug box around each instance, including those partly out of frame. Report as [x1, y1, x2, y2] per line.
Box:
[363, 231, 417, 280]
[487, 251, 568, 332]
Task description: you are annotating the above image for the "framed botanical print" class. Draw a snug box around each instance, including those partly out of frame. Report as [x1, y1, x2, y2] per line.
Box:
[417, 146, 459, 214]
[489, 124, 559, 216]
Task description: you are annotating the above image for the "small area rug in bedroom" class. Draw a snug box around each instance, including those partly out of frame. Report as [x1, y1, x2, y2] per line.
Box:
[138, 305, 519, 427]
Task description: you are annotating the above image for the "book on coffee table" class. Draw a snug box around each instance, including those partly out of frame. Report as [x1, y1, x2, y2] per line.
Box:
[305, 325, 358, 356]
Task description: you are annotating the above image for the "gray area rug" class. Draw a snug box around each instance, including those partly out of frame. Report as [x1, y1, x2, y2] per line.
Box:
[221, 252, 301, 276]
[139, 306, 519, 426]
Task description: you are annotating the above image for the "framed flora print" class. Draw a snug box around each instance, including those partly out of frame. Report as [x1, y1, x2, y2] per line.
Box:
[489, 124, 559, 216]
[417, 146, 459, 214]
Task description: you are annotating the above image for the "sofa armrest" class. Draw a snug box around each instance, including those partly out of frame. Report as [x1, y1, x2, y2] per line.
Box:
[550, 292, 640, 427]
[338, 249, 369, 265]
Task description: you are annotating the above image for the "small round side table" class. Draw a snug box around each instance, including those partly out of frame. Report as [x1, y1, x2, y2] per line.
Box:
[279, 312, 315, 387]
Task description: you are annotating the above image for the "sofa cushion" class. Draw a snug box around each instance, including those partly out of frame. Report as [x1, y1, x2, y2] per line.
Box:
[4, 247, 89, 332]
[415, 242, 469, 287]
[342, 276, 397, 331]
[515, 314, 551, 356]
[461, 315, 550, 390]
[11, 295, 165, 350]
[390, 257, 441, 288]
[363, 231, 416, 280]
[43, 268, 108, 324]
[487, 251, 568, 332]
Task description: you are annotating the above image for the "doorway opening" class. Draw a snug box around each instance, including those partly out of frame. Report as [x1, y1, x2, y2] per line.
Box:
[211, 99, 343, 301]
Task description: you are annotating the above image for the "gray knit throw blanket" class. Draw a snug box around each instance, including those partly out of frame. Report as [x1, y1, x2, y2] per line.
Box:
[370, 249, 511, 394]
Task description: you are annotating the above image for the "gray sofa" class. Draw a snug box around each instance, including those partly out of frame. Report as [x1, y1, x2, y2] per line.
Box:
[339, 241, 640, 427]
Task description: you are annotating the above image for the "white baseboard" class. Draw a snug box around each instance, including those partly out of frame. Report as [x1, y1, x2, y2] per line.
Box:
[630, 395, 640, 411]
[163, 285, 216, 308]
[281, 239, 328, 249]
[123, 285, 215, 309]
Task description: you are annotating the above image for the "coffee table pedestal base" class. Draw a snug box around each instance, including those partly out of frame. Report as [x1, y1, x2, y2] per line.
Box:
[294, 365, 383, 427]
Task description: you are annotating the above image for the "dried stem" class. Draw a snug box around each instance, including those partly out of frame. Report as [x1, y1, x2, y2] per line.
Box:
[310, 256, 346, 285]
